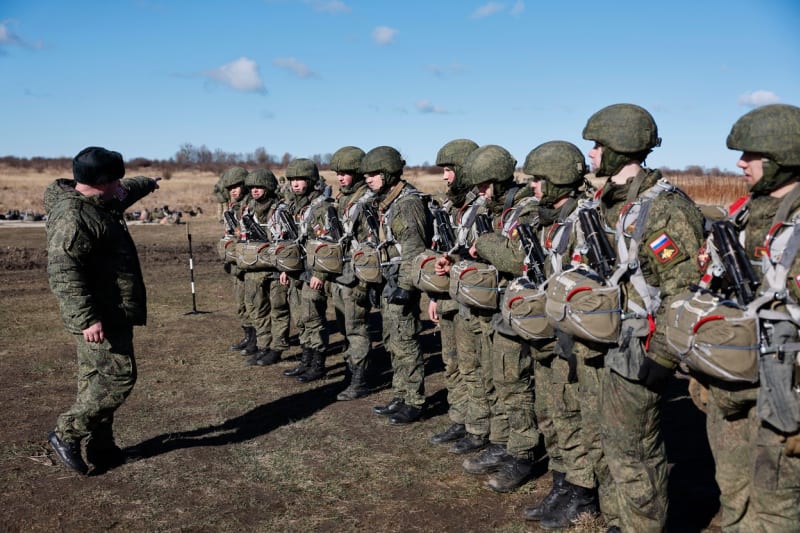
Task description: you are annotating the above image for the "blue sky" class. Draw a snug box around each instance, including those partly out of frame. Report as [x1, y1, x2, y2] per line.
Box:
[2, 0, 799, 172]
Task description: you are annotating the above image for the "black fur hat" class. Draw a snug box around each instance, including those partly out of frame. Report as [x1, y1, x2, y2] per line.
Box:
[73, 146, 125, 184]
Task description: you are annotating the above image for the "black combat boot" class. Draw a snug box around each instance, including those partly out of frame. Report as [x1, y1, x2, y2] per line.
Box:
[85, 437, 130, 473]
[48, 431, 88, 475]
[297, 350, 326, 383]
[373, 397, 404, 415]
[230, 326, 254, 351]
[539, 483, 599, 530]
[429, 423, 466, 445]
[523, 471, 568, 521]
[448, 433, 489, 455]
[283, 347, 313, 377]
[337, 364, 368, 401]
[462, 443, 511, 475]
[389, 403, 423, 425]
[255, 348, 282, 366]
[240, 328, 259, 356]
[487, 456, 534, 493]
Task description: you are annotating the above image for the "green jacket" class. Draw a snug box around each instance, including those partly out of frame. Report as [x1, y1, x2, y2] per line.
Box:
[44, 177, 158, 333]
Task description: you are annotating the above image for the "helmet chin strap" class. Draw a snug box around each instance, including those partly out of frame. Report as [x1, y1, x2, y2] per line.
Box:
[750, 158, 800, 197]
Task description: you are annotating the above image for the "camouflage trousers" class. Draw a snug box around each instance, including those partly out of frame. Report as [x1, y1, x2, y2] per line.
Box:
[706, 391, 800, 532]
[381, 295, 424, 408]
[287, 278, 328, 352]
[493, 331, 540, 459]
[574, 340, 617, 520]
[600, 367, 667, 533]
[533, 353, 595, 489]
[244, 271, 289, 351]
[331, 281, 371, 368]
[56, 326, 137, 444]
[454, 309, 502, 440]
[233, 269, 250, 326]
[438, 305, 467, 426]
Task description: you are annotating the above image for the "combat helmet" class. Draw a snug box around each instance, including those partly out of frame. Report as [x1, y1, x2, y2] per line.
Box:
[222, 166, 248, 189]
[245, 168, 278, 195]
[523, 141, 586, 206]
[285, 158, 320, 181]
[360, 146, 405, 191]
[460, 145, 517, 189]
[582, 104, 661, 154]
[436, 139, 480, 169]
[330, 146, 366, 174]
[727, 104, 800, 195]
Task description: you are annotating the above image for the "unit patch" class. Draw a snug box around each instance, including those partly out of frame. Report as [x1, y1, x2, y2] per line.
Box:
[649, 232, 681, 264]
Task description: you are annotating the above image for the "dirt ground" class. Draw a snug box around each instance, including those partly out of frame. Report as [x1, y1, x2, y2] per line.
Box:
[0, 216, 721, 533]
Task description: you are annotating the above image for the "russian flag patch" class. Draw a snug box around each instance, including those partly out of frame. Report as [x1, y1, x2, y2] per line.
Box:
[649, 232, 680, 264]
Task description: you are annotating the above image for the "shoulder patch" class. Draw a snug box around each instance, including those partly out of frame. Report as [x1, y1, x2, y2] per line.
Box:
[648, 232, 681, 264]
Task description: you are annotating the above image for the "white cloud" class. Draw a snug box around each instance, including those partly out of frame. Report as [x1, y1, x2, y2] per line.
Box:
[416, 99, 448, 114]
[737, 90, 780, 108]
[0, 19, 44, 50]
[471, 2, 505, 19]
[203, 57, 266, 93]
[372, 26, 398, 45]
[510, 0, 525, 16]
[273, 57, 318, 79]
[304, 0, 351, 13]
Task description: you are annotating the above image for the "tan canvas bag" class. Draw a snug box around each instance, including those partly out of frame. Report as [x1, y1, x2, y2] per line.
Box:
[501, 277, 553, 341]
[411, 251, 450, 294]
[218, 237, 238, 265]
[352, 245, 383, 284]
[235, 241, 275, 271]
[449, 260, 499, 310]
[545, 268, 622, 343]
[266, 241, 304, 272]
[306, 238, 344, 274]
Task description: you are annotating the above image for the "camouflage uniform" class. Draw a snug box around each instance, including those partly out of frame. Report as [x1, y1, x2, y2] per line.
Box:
[464, 145, 542, 492]
[44, 147, 159, 471]
[241, 169, 289, 366]
[213, 173, 229, 222]
[696, 104, 800, 532]
[281, 159, 331, 382]
[328, 146, 374, 400]
[585, 104, 705, 532]
[364, 147, 430, 424]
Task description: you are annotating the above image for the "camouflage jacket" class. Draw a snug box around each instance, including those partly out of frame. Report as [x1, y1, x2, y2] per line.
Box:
[474, 185, 537, 277]
[376, 181, 430, 291]
[286, 188, 331, 280]
[44, 177, 158, 334]
[598, 168, 705, 364]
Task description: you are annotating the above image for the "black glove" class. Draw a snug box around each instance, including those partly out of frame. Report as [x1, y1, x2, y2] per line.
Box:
[637, 357, 674, 394]
[388, 287, 411, 305]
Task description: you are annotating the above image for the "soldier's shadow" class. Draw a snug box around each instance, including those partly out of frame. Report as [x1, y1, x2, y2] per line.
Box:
[124, 381, 341, 461]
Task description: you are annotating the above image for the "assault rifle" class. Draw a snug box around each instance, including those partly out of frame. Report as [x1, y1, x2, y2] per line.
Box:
[326, 204, 345, 242]
[475, 213, 493, 236]
[517, 223, 548, 285]
[578, 208, 616, 280]
[361, 202, 382, 247]
[432, 208, 457, 253]
[223, 210, 239, 237]
[277, 206, 299, 241]
[710, 220, 759, 305]
[241, 211, 269, 242]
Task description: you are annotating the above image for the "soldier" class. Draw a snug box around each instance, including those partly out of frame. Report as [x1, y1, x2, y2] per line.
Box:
[279, 158, 331, 383]
[583, 104, 704, 532]
[680, 104, 800, 531]
[427, 139, 478, 444]
[514, 142, 602, 528]
[242, 168, 290, 366]
[45, 146, 160, 474]
[328, 146, 375, 400]
[222, 167, 257, 356]
[465, 145, 546, 493]
[364, 146, 431, 425]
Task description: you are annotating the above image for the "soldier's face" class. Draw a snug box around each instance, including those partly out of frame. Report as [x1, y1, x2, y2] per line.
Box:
[251, 187, 265, 199]
[529, 177, 543, 199]
[365, 172, 384, 191]
[442, 167, 455, 185]
[230, 186, 242, 200]
[291, 179, 308, 194]
[588, 143, 603, 172]
[337, 172, 354, 187]
[737, 152, 764, 187]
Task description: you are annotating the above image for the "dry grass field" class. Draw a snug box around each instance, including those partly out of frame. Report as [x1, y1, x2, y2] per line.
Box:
[0, 163, 729, 532]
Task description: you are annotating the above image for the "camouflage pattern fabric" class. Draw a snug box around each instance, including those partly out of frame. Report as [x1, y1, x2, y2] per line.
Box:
[454, 310, 498, 439]
[243, 194, 281, 349]
[438, 308, 466, 425]
[44, 176, 157, 444]
[597, 168, 704, 532]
